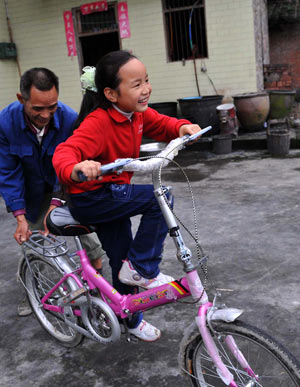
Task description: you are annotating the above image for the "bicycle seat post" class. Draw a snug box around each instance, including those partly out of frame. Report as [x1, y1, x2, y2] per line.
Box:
[74, 235, 84, 251]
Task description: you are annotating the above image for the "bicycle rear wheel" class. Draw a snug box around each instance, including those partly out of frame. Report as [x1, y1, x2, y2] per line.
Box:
[182, 320, 300, 386]
[23, 254, 83, 347]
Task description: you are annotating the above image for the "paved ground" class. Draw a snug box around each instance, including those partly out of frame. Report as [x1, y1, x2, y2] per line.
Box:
[1, 148, 300, 387]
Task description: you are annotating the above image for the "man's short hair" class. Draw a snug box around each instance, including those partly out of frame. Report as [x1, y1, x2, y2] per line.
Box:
[20, 68, 59, 100]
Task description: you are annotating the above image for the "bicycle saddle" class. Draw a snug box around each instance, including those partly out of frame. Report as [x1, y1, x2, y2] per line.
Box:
[46, 206, 97, 236]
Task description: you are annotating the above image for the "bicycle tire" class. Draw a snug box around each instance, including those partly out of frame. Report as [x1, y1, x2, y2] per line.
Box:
[181, 320, 300, 386]
[23, 254, 83, 347]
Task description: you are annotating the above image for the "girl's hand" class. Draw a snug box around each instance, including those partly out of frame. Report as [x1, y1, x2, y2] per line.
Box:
[71, 160, 103, 182]
[179, 124, 202, 138]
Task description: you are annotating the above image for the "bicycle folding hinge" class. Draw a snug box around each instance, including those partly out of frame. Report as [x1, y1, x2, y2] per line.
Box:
[57, 286, 88, 307]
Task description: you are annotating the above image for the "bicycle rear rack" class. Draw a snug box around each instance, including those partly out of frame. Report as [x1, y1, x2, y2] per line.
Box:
[23, 231, 69, 258]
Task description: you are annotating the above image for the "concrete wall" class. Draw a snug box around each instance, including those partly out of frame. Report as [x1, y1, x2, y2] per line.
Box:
[0, 1, 19, 109]
[0, 0, 258, 111]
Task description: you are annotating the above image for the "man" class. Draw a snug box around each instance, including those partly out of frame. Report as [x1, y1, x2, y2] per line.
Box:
[0, 67, 104, 316]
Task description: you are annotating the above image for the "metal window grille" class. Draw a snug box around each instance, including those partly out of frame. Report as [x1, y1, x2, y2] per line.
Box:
[162, 0, 208, 62]
[76, 3, 118, 36]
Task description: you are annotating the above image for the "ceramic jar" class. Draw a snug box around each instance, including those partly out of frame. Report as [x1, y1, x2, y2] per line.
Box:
[233, 92, 270, 132]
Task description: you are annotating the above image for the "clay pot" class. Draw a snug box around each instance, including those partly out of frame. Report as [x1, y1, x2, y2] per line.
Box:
[233, 92, 270, 132]
[267, 90, 296, 119]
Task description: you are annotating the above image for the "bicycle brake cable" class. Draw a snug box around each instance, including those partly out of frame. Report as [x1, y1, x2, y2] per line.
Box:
[136, 148, 219, 300]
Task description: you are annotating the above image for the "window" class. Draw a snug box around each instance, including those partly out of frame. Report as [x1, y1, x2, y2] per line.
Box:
[76, 3, 118, 35]
[162, 0, 208, 62]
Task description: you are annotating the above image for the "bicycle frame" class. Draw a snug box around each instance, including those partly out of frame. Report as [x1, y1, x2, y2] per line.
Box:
[24, 133, 259, 386]
[39, 243, 250, 386]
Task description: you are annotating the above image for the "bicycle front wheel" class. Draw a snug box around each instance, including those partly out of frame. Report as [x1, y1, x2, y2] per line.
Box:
[23, 254, 83, 347]
[182, 320, 300, 386]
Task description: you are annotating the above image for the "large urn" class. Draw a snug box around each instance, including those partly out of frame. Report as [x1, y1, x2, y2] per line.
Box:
[233, 92, 270, 132]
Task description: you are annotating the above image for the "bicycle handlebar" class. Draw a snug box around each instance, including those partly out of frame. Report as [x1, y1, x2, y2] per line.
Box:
[77, 126, 212, 181]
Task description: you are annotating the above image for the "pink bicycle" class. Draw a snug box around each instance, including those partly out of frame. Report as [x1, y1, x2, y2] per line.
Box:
[20, 129, 300, 386]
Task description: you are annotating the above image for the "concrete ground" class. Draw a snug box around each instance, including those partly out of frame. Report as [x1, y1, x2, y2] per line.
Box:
[1, 147, 300, 387]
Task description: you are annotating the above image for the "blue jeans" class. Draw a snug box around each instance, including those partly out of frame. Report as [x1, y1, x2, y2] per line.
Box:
[70, 183, 171, 295]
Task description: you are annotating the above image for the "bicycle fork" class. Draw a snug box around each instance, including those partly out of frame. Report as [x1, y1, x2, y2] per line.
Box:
[197, 301, 258, 386]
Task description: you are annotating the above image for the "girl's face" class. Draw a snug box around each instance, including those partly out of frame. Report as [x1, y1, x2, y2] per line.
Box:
[112, 58, 152, 113]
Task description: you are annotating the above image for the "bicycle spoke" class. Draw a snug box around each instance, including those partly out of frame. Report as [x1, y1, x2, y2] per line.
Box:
[183, 321, 300, 386]
[24, 255, 83, 347]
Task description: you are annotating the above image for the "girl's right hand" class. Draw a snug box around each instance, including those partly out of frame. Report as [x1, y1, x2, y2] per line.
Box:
[71, 160, 103, 182]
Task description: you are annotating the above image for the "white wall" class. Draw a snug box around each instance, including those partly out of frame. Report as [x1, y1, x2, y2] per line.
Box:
[122, 0, 257, 102]
[0, 0, 258, 110]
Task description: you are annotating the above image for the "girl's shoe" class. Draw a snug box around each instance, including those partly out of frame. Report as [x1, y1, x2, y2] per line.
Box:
[118, 260, 174, 289]
[128, 320, 161, 342]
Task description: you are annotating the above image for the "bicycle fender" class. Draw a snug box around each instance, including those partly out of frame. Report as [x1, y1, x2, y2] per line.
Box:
[208, 308, 244, 323]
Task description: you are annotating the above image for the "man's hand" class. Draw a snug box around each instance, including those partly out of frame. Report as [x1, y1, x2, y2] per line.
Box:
[71, 160, 103, 182]
[14, 215, 32, 244]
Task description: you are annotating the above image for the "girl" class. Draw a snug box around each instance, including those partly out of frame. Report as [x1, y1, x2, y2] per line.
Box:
[53, 50, 201, 341]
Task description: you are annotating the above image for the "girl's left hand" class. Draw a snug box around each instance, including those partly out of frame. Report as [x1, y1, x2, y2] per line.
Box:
[179, 124, 202, 138]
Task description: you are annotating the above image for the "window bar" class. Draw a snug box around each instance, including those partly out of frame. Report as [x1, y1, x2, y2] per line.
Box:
[183, 9, 189, 59]
[198, 9, 205, 57]
[177, 10, 182, 61]
[169, 13, 174, 60]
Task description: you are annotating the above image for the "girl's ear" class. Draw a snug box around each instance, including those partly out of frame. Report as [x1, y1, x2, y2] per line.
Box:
[104, 87, 118, 103]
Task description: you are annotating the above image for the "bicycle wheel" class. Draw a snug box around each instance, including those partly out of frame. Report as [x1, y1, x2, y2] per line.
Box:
[182, 320, 300, 386]
[23, 254, 83, 347]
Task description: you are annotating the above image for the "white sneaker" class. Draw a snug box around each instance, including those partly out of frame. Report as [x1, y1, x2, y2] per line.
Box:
[128, 320, 161, 342]
[118, 260, 174, 289]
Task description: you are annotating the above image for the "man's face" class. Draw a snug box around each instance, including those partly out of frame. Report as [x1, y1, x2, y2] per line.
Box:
[17, 85, 58, 129]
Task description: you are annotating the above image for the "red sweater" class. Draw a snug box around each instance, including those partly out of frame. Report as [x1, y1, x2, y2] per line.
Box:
[53, 106, 190, 194]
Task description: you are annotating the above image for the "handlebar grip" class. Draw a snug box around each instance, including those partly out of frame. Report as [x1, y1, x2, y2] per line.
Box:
[77, 171, 88, 182]
[77, 159, 133, 181]
[189, 126, 212, 141]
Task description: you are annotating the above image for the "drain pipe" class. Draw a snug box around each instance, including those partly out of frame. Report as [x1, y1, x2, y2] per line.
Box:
[4, 0, 21, 77]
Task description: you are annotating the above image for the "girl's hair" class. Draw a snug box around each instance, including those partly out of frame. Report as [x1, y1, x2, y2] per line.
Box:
[74, 50, 137, 129]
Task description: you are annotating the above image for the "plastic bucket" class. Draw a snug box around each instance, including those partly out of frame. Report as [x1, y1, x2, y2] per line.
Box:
[148, 102, 178, 117]
[213, 135, 232, 154]
[267, 129, 290, 157]
[178, 95, 223, 135]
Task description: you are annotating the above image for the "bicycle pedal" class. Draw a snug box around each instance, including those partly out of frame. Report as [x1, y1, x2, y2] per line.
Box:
[125, 333, 139, 344]
[129, 334, 139, 344]
[57, 287, 87, 306]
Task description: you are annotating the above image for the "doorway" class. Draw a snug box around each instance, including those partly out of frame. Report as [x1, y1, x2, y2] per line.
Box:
[74, 2, 120, 69]
[80, 32, 120, 67]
